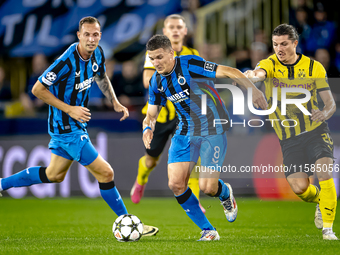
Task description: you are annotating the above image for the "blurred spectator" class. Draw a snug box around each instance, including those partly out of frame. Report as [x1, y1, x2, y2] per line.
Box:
[111, 60, 145, 109]
[181, 0, 200, 48]
[315, 48, 340, 102]
[294, 7, 312, 54]
[20, 53, 49, 114]
[305, 2, 336, 55]
[334, 42, 340, 73]
[0, 66, 12, 116]
[289, 0, 314, 28]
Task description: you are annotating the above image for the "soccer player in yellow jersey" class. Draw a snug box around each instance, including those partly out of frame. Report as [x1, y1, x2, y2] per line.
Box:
[245, 24, 337, 240]
[130, 14, 206, 213]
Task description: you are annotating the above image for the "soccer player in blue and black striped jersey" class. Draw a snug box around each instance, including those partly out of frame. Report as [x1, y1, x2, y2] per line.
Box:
[0, 17, 156, 234]
[142, 35, 267, 241]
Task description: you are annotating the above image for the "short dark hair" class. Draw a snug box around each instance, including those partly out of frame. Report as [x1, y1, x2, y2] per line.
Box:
[146, 35, 172, 52]
[79, 16, 101, 31]
[272, 24, 299, 42]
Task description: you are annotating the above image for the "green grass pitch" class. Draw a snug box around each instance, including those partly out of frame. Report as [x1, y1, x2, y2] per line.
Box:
[0, 197, 339, 254]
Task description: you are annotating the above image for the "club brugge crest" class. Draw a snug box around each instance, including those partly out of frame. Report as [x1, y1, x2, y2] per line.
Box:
[92, 63, 99, 72]
[178, 75, 186, 86]
[297, 69, 306, 79]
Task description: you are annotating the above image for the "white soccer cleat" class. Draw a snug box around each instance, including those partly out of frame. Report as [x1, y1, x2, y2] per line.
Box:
[221, 183, 238, 222]
[322, 229, 338, 240]
[198, 229, 220, 241]
[314, 204, 323, 229]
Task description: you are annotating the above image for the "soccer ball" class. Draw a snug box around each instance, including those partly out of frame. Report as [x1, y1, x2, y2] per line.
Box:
[113, 214, 143, 242]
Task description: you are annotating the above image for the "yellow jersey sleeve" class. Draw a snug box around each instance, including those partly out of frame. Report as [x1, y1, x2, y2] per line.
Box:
[256, 58, 275, 78]
[313, 61, 330, 91]
[144, 51, 156, 70]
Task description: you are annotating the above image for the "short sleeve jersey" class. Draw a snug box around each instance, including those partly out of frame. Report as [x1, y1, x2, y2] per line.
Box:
[142, 45, 199, 123]
[149, 55, 230, 136]
[256, 53, 330, 140]
[39, 43, 106, 135]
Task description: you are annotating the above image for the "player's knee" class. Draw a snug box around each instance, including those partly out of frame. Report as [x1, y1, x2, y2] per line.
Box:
[201, 184, 218, 196]
[100, 167, 114, 182]
[144, 155, 158, 169]
[168, 180, 186, 195]
[47, 173, 65, 183]
[289, 180, 308, 195]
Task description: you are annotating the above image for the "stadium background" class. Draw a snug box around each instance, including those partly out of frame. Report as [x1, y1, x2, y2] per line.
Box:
[1, 0, 340, 200]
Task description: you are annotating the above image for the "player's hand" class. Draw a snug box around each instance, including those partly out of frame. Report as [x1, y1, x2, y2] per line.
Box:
[68, 106, 91, 123]
[143, 129, 153, 149]
[244, 70, 261, 83]
[311, 109, 326, 122]
[252, 88, 268, 110]
[244, 70, 255, 79]
[113, 102, 129, 121]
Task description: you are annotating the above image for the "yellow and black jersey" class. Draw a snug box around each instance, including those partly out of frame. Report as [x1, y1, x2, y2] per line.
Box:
[257, 53, 330, 140]
[142, 46, 199, 123]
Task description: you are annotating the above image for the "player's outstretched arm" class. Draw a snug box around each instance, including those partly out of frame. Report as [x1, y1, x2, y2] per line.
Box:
[143, 70, 156, 89]
[142, 104, 162, 149]
[311, 90, 336, 122]
[95, 73, 129, 121]
[216, 65, 268, 110]
[32, 80, 91, 123]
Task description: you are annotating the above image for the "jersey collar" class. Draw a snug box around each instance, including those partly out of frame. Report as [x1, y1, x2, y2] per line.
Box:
[276, 53, 302, 66]
[76, 43, 91, 62]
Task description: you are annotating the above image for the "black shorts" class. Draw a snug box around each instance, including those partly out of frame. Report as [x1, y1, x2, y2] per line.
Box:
[280, 122, 334, 177]
[146, 118, 177, 158]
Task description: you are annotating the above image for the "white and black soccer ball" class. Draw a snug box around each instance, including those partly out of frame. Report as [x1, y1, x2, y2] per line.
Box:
[113, 214, 143, 242]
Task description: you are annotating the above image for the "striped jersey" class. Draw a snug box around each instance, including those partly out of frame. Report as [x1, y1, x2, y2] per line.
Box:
[39, 43, 106, 135]
[256, 53, 330, 140]
[149, 55, 230, 136]
[142, 45, 199, 123]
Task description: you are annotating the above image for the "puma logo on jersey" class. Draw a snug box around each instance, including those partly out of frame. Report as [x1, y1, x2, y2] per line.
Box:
[278, 69, 285, 76]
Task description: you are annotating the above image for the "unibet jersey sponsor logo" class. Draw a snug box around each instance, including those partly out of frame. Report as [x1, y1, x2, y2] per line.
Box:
[167, 89, 189, 103]
[76, 77, 94, 92]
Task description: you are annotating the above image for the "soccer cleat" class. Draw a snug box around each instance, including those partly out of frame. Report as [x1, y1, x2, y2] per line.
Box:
[221, 183, 238, 222]
[130, 179, 146, 204]
[314, 204, 323, 229]
[142, 224, 159, 236]
[199, 202, 206, 214]
[198, 229, 220, 241]
[322, 229, 338, 240]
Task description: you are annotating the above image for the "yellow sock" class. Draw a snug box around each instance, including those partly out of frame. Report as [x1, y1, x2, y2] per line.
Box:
[136, 156, 154, 186]
[189, 159, 200, 200]
[319, 178, 337, 228]
[297, 184, 320, 203]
